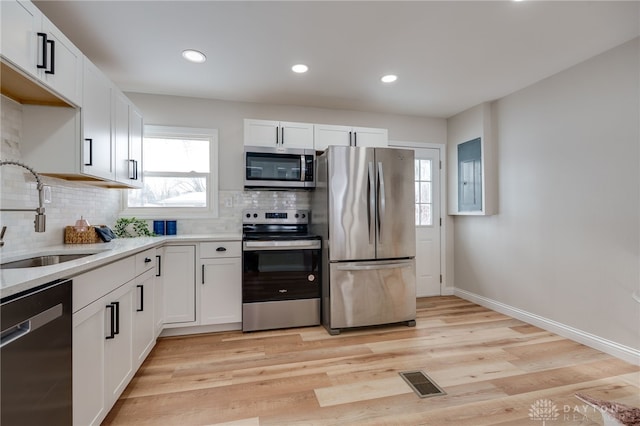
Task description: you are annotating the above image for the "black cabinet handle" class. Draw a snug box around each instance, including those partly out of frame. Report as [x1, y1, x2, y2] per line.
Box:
[136, 285, 144, 312]
[84, 138, 93, 166]
[349, 131, 353, 146]
[216, 247, 227, 252]
[281, 127, 284, 145]
[45, 38, 55, 74]
[202, 264, 205, 284]
[354, 131, 357, 146]
[144, 257, 152, 263]
[134, 160, 138, 180]
[37, 33, 47, 69]
[113, 301, 120, 335]
[129, 159, 136, 180]
[155, 255, 161, 277]
[275, 126, 279, 145]
[105, 303, 115, 340]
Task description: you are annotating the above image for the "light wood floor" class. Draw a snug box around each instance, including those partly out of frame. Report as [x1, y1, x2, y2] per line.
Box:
[103, 296, 639, 425]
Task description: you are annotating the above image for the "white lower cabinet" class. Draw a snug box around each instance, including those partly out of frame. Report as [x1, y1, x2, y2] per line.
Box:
[154, 247, 164, 337]
[200, 241, 242, 326]
[72, 295, 107, 426]
[162, 245, 196, 325]
[73, 279, 135, 426]
[104, 282, 135, 407]
[132, 269, 156, 368]
[72, 248, 157, 426]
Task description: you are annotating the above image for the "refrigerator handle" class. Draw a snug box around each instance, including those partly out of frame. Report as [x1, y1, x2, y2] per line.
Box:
[368, 161, 375, 244]
[377, 161, 385, 242]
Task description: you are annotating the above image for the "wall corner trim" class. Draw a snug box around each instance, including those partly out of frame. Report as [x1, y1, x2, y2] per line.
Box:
[454, 288, 640, 366]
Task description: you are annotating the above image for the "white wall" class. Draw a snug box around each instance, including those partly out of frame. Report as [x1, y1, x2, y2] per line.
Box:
[125, 93, 447, 190]
[452, 38, 640, 352]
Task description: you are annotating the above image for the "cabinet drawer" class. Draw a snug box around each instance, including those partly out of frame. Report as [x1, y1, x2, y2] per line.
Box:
[135, 248, 156, 276]
[73, 256, 135, 313]
[200, 241, 241, 258]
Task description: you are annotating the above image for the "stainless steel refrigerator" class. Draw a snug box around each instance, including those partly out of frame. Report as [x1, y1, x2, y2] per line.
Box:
[312, 146, 416, 335]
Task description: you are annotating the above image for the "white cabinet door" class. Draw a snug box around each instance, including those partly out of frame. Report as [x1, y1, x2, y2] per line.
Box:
[104, 282, 134, 407]
[244, 119, 314, 149]
[40, 16, 82, 106]
[163, 245, 196, 325]
[132, 269, 156, 369]
[315, 124, 388, 150]
[244, 119, 280, 147]
[129, 105, 143, 188]
[0, 0, 41, 78]
[280, 121, 314, 149]
[201, 257, 242, 325]
[314, 124, 351, 151]
[113, 91, 130, 184]
[352, 126, 388, 147]
[154, 248, 164, 337]
[114, 91, 143, 188]
[82, 59, 113, 180]
[73, 297, 107, 426]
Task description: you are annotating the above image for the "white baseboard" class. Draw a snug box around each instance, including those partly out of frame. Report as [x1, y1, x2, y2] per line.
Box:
[454, 288, 640, 366]
[160, 322, 241, 337]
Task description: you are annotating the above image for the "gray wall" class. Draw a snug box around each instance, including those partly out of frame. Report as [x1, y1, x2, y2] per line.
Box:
[452, 38, 640, 350]
[125, 94, 447, 190]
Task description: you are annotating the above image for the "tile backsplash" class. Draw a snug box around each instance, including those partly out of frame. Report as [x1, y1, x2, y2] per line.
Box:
[1, 95, 310, 254]
[1, 96, 121, 253]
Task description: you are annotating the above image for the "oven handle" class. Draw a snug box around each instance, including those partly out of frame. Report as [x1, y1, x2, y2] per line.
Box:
[243, 240, 321, 251]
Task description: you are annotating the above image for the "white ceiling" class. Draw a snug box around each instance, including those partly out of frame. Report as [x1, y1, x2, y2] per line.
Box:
[35, 1, 639, 118]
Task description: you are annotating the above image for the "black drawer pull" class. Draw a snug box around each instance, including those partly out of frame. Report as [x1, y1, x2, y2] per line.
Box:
[216, 247, 227, 252]
[144, 257, 152, 263]
[136, 285, 144, 312]
[105, 304, 115, 340]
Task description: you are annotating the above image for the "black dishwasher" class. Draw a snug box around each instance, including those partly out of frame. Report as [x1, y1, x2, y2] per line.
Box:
[1, 279, 72, 426]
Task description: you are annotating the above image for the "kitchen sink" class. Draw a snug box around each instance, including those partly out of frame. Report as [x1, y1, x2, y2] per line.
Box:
[0, 252, 102, 269]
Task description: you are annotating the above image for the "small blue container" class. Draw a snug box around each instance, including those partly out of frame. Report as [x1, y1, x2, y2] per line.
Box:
[166, 220, 177, 235]
[153, 220, 165, 235]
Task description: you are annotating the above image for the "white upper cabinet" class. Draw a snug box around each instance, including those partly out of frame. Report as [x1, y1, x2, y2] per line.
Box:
[0, 0, 82, 106]
[39, 16, 83, 106]
[244, 119, 314, 149]
[114, 91, 143, 188]
[314, 124, 387, 150]
[82, 59, 113, 180]
[1, 0, 41, 78]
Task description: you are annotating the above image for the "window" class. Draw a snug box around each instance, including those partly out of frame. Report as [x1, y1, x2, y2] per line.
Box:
[123, 125, 218, 217]
[415, 159, 433, 226]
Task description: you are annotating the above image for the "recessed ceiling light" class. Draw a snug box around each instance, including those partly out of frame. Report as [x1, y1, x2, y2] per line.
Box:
[182, 49, 206, 63]
[292, 64, 309, 73]
[381, 74, 398, 83]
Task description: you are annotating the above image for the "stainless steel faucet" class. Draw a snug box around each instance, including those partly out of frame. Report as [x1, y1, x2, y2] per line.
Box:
[0, 160, 46, 233]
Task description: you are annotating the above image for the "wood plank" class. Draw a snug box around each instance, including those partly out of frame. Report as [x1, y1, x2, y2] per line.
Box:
[102, 296, 640, 425]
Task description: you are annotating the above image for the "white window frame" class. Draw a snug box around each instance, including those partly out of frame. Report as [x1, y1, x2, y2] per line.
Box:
[121, 125, 219, 219]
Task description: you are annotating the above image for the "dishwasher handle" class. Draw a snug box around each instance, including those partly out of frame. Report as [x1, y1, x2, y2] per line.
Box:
[0, 303, 63, 349]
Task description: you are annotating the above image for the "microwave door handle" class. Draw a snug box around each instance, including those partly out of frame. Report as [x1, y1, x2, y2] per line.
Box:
[300, 155, 306, 181]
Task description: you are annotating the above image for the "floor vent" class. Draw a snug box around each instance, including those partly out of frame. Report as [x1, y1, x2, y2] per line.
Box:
[399, 370, 446, 399]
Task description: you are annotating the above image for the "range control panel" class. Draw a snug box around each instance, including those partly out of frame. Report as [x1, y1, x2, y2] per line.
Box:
[242, 209, 309, 225]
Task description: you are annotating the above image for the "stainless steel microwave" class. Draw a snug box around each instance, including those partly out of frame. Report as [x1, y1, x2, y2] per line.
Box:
[244, 146, 315, 189]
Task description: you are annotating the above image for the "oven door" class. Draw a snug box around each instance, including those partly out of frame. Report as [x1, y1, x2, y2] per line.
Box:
[242, 240, 321, 302]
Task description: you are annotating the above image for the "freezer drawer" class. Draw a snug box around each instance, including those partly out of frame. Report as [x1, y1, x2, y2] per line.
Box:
[327, 259, 416, 330]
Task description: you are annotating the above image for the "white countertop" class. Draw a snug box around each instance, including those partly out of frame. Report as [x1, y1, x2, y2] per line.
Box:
[0, 233, 241, 299]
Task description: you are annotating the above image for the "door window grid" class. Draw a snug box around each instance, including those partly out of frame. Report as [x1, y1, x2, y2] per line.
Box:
[415, 159, 433, 226]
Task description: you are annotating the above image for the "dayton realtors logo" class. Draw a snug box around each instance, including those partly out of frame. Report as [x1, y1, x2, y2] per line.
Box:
[529, 399, 560, 425]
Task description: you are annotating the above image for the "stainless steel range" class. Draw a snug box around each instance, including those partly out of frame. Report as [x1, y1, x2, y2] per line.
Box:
[242, 209, 321, 332]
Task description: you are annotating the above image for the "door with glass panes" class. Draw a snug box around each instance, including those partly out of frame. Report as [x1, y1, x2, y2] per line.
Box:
[414, 148, 441, 296]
